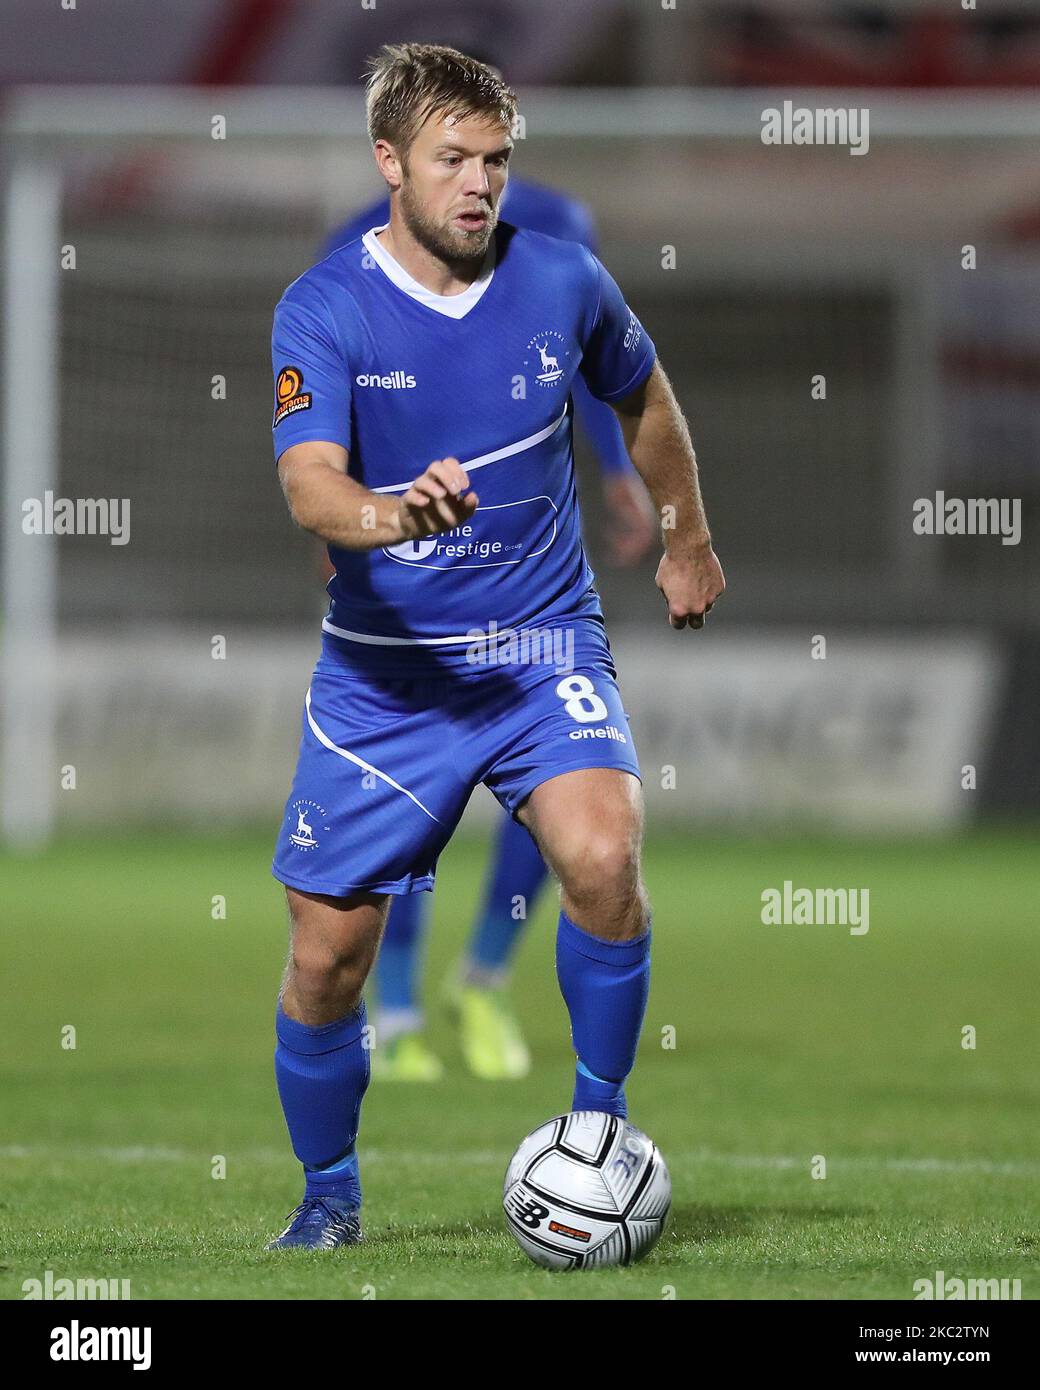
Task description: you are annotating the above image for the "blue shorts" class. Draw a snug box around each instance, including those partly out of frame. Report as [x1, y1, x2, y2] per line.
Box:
[272, 620, 641, 897]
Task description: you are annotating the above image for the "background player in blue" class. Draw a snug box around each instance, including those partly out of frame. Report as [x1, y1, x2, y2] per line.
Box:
[267, 43, 725, 1249]
[319, 106, 656, 1087]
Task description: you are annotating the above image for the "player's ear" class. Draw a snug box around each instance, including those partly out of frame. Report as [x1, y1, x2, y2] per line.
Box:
[372, 138, 403, 190]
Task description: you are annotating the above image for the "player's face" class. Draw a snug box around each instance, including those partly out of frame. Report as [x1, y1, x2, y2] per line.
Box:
[399, 110, 512, 266]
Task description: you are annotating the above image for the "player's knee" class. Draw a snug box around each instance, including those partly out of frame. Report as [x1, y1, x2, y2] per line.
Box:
[288, 936, 367, 999]
[561, 829, 639, 909]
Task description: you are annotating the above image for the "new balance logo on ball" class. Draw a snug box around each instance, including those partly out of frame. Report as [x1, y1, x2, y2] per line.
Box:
[355, 370, 417, 389]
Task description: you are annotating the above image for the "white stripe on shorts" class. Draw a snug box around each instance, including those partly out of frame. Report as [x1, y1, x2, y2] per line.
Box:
[305, 688, 441, 824]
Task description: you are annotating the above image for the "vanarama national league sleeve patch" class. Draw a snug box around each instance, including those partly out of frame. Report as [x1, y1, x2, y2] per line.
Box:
[270, 289, 353, 457]
[273, 365, 312, 426]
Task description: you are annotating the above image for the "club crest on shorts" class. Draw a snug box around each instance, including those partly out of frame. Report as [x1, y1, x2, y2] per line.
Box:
[288, 799, 329, 850]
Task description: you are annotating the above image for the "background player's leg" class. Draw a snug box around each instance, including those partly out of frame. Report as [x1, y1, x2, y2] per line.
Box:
[272, 887, 385, 1241]
[373, 893, 443, 1081]
[377, 893, 428, 1027]
[447, 811, 546, 1079]
[465, 810, 547, 983]
[518, 768, 651, 1119]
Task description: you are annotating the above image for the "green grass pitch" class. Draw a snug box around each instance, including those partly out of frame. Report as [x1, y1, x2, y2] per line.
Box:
[2, 827, 1037, 1300]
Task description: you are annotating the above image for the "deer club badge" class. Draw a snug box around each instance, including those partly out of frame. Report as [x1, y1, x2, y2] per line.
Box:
[525, 331, 567, 387]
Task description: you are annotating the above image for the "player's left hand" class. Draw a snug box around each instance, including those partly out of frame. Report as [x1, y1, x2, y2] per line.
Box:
[655, 541, 725, 630]
[602, 474, 656, 567]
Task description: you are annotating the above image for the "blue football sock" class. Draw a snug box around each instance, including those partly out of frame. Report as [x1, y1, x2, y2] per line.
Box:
[466, 813, 548, 980]
[304, 1148, 361, 1207]
[376, 891, 431, 1018]
[556, 910, 651, 1119]
[274, 1000, 370, 1208]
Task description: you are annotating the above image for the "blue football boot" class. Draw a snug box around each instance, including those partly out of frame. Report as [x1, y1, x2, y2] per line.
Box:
[266, 1196, 363, 1250]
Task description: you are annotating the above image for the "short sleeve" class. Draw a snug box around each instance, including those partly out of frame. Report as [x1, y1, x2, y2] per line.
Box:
[271, 290, 352, 462]
[578, 252, 656, 404]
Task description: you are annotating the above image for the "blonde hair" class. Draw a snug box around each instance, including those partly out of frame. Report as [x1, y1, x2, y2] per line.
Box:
[364, 42, 518, 156]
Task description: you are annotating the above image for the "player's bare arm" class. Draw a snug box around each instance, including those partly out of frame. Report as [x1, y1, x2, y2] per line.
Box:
[612, 359, 725, 630]
[602, 471, 656, 567]
[278, 441, 478, 550]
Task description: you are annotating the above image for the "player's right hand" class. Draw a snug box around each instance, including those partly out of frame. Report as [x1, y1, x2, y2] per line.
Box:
[396, 458, 478, 541]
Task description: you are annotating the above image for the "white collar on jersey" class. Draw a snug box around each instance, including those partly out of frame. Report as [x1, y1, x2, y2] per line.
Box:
[360, 222, 497, 320]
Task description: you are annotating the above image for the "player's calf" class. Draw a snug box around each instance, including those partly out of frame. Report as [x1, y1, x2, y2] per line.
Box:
[521, 770, 652, 1119]
[268, 889, 387, 1249]
[281, 888, 387, 1023]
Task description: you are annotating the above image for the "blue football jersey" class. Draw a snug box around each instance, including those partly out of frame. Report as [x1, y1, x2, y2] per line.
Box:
[271, 220, 655, 671]
[318, 180, 632, 476]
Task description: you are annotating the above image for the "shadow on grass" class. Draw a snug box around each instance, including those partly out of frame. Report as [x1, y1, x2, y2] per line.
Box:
[359, 1199, 862, 1255]
[663, 1202, 864, 1244]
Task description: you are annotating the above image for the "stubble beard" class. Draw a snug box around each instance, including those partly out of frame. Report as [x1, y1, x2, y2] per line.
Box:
[398, 175, 497, 270]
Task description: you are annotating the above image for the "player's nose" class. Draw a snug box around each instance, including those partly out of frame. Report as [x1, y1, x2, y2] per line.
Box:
[464, 159, 491, 196]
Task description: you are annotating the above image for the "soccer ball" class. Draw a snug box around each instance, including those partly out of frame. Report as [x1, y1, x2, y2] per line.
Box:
[503, 1111, 671, 1270]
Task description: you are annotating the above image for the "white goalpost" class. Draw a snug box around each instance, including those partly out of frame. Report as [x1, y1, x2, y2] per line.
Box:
[2, 154, 61, 849]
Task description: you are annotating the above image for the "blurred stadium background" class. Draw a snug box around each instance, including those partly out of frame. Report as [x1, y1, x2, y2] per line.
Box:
[1, 0, 1038, 1300]
[3, 0, 1038, 842]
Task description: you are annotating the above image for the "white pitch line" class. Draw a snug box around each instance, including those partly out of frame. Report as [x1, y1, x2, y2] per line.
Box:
[2, 1144, 1038, 1177]
[687, 1151, 1040, 1177]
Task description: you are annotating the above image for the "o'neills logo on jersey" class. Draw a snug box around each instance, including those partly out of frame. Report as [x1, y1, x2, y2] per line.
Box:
[355, 371, 417, 389]
[273, 365, 311, 426]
